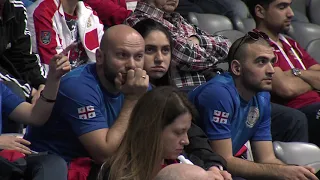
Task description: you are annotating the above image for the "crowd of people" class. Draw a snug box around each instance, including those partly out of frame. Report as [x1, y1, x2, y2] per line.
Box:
[0, 0, 320, 179]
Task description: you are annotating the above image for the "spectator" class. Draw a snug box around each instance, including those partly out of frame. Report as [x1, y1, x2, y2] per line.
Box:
[27, 0, 104, 70]
[189, 33, 318, 179]
[0, 0, 46, 102]
[246, 0, 320, 147]
[125, 0, 231, 88]
[100, 86, 199, 180]
[24, 25, 149, 178]
[0, 49, 71, 179]
[84, 0, 132, 27]
[133, 19, 231, 179]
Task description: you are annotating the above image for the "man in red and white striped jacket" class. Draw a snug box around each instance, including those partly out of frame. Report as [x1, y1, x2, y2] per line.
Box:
[27, 0, 104, 70]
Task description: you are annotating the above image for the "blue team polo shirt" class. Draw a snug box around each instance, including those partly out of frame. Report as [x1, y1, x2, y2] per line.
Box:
[188, 73, 272, 155]
[24, 64, 125, 162]
[0, 82, 24, 134]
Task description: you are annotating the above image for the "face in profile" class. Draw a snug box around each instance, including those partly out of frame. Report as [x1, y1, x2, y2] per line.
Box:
[144, 30, 171, 81]
[263, 0, 294, 33]
[240, 44, 276, 92]
[161, 112, 192, 160]
[151, 0, 179, 13]
[98, 34, 145, 85]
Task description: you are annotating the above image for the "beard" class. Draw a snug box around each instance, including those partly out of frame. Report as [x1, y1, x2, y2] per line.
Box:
[103, 62, 117, 86]
[242, 75, 267, 93]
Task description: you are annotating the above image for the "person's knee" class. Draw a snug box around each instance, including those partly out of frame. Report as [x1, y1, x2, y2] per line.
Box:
[42, 154, 67, 169]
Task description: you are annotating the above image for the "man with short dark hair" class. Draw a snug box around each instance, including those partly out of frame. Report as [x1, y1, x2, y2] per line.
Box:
[246, 0, 320, 147]
[189, 33, 318, 179]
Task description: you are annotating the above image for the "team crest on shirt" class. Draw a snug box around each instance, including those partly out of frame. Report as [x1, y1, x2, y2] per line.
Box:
[212, 110, 229, 124]
[40, 31, 51, 45]
[246, 107, 260, 128]
[87, 18, 92, 28]
[78, 106, 96, 119]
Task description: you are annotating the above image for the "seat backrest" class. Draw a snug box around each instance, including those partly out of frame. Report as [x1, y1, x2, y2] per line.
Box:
[309, 0, 320, 25]
[273, 141, 320, 167]
[306, 39, 320, 63]
[287, 22, 320, 49]
[291, 0, 310, 22]
[215, 30, 245, 44]
[188, 13, 233, 35]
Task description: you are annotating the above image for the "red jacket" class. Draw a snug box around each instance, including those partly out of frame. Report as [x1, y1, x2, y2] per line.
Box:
[84, 0, 132, 27]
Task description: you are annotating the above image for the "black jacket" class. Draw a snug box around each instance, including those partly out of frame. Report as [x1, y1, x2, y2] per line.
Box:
[184, 122, 227, 170]
[0, 0, 46, 98]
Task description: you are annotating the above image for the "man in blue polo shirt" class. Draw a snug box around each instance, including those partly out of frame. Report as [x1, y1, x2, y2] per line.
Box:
[189, 33, 318, 179]
[24, 25, 150, 164]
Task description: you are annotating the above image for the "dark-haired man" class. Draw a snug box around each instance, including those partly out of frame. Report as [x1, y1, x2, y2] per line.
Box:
[189, 33, 318, 179]
[246, 0, 320, 146]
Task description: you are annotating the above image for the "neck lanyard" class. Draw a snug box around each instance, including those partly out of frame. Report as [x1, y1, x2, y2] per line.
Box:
[269, 34, 306, 70]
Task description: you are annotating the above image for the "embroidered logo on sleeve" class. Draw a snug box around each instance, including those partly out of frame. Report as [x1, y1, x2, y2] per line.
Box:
[40, 31, 51, 45]
[212, 110, 229, 124]
[78, 106, 96, 119]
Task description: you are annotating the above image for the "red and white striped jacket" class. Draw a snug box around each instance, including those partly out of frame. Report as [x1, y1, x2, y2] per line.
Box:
[27, 0, 104, 66]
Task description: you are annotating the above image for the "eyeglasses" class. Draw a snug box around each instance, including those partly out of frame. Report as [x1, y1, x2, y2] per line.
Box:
[231, 31, 269, 61]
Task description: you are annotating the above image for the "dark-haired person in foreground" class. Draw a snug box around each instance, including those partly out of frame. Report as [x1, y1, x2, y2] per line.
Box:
[133, 19, 231, 180]
[189, 33, 318, 179]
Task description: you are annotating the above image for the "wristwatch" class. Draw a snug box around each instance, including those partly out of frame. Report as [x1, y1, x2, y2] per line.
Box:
[292, 68, 302, 77]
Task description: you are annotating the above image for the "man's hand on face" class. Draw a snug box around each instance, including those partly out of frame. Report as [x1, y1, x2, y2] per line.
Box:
[115, 68, 149, 101]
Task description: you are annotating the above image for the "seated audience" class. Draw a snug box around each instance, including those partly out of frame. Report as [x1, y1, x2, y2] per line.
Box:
[0, 0, 46, 101]
[24, 25, 149, 178]
[0, 51, 71, 179]
[100, 86, 228, 180]
[27, 0, 104, 70]
[125, 0, 231, 88]
[133, 19, 231, 179]
[189, 33, 318, 179]
[246, 0, 320, 147]
[84, 0, 132, 27]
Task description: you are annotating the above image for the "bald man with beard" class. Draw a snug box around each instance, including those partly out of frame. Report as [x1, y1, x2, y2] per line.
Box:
[24, 25, 150, 168]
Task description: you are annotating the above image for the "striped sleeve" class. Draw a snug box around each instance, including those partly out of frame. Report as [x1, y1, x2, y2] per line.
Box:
[32, 0, 63, 64]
